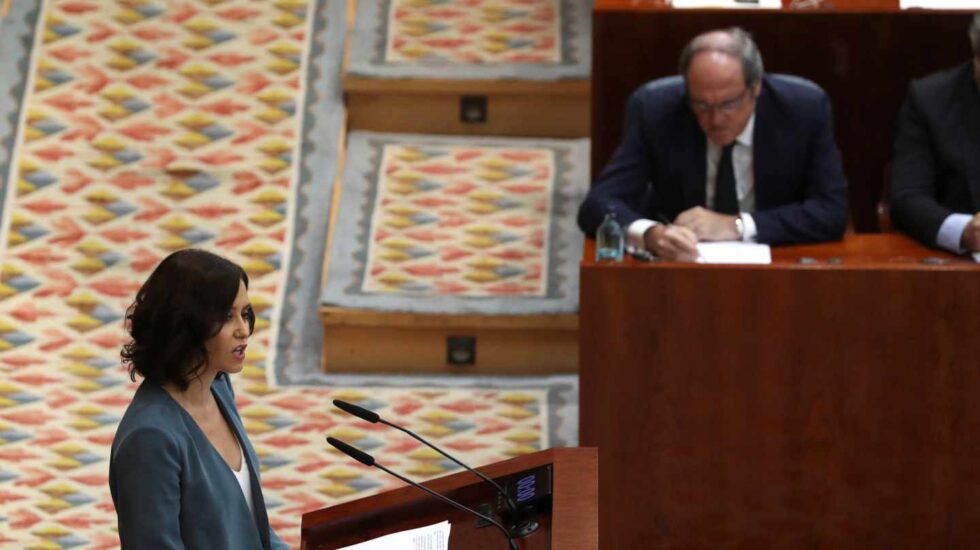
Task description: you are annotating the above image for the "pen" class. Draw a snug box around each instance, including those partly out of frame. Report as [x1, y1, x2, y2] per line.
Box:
[630, 248, 656, 262]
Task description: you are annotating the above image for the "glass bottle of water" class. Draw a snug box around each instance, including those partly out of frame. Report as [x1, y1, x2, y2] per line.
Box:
[596, 211, 624, 263]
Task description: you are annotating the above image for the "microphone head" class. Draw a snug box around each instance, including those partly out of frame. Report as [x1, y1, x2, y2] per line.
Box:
[327, 436, 375, 467]
[333, 399, 380, 423]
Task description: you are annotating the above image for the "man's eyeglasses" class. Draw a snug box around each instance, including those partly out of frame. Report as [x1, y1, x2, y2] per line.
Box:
[689, 87, 752, 114]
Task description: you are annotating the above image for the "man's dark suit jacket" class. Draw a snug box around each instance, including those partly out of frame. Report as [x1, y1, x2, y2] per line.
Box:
[891, 62, 980, 248]
[578, 74, 849, 245]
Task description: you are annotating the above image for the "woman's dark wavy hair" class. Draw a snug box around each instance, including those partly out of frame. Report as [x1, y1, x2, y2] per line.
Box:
[121, 249, 254, 390]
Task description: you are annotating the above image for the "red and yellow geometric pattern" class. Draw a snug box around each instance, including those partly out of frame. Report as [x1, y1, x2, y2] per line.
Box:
[384, 0, 561, 64]
[0, 1, 546, 548]
[364, 144, 555, 297]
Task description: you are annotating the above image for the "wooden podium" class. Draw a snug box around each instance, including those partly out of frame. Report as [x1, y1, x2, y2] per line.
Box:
[300, 448, 597, 549]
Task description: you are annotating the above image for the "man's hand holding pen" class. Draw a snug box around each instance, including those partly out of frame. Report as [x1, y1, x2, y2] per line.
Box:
[643, 222, 699, 262]
[674, 207, 740, 241]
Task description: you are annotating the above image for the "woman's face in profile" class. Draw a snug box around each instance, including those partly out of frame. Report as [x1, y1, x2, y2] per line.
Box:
[204, 280, 252, 375]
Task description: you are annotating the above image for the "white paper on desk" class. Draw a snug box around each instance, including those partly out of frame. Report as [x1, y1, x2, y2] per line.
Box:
[899, 0, 980, 9]
[670, 0, 781, 8]
[337, 521, 450, 550]
[973, 252, 980, 263]
[696, 242, 772, 264]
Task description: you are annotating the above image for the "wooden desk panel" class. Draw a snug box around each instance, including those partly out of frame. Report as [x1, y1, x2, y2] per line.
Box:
[579, 235, 980, 548]
[592, 1, 975, 231]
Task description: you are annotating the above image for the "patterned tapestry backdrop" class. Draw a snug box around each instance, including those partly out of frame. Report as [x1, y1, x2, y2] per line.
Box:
[348, 0, 593, 79]
[322, 132, 588, 314]
[0, 1, 547, 548]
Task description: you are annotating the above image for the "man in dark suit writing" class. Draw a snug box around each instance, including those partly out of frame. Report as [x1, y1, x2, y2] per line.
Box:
[890, 14, 980, 254]
[578, 28, 848, 261]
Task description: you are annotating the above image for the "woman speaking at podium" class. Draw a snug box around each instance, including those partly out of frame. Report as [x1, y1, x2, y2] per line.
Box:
[109, 249, 289, 549]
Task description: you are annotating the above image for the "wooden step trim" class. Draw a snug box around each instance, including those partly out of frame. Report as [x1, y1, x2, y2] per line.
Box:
[322, 322, 578, 375]
[343, 75, 590, 96]
[345, 91, 590, 138]
[320, 306, 578, 330]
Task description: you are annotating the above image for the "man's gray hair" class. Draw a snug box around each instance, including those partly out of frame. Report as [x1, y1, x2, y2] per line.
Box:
[970, 14, 980, 56]
[678, 27, 764, 88]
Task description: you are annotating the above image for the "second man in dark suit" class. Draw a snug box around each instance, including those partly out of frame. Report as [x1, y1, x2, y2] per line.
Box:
[578, 28, 849, 261]
[890, 14, 980, 254]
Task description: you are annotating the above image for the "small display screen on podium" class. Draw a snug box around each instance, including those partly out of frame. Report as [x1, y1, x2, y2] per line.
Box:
[502, 464, 552, 507]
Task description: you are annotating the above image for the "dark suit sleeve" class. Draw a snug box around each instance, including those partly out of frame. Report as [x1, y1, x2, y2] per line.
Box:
[889, 83, 951, 247]
[112, 427, 185, 549]
[577, 90, 656, 237]
[753, 93, 849, 244]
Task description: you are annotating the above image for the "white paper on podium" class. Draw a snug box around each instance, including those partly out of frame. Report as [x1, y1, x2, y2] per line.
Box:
[337, 521, 451, 550]
[899, 0, 980, 9]
[973, 252, 979, 263]
[696, 242, 772, 264]
[670, 0, 781, 8]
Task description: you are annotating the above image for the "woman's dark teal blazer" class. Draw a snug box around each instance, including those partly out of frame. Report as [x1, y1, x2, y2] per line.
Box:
[110, 373, 289, 549]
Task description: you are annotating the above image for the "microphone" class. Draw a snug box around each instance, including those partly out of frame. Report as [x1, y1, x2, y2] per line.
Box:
[327, 437, 519, 550]
[332, 399, 526, 525]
